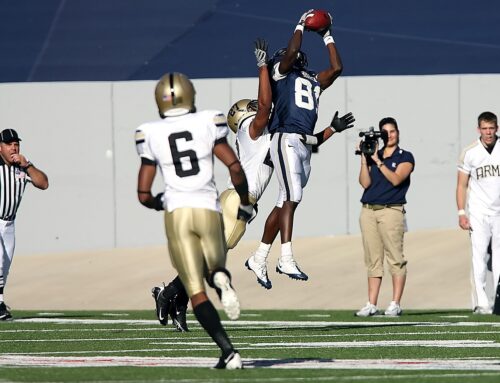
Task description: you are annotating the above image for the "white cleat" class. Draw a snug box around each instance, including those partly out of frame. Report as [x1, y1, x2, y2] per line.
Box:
[245, 255, 272, 289]
[213, 351, 243, 369]
[276, 257, 308, 281]
[213, 271, 240, 320]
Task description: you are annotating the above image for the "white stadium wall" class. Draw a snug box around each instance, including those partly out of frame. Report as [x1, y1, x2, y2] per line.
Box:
[0, 74, 499, 255]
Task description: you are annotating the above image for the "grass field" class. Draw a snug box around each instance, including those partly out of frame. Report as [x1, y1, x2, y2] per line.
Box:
[1, 309, 500, 382]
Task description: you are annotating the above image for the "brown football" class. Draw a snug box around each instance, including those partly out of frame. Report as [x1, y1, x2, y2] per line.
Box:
[304, 9, 332, 32]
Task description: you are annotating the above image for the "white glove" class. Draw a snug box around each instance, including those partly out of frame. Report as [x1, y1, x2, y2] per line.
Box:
[296, 9, 314, 32]
[298, 9, 314, 26]
[254, 38, 268, 68]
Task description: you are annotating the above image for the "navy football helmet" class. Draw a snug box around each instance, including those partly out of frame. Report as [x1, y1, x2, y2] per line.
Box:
[270, 48, 308, 70]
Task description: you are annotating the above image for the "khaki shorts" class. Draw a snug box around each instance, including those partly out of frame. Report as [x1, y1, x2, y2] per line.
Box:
[164, 207, 227, 297]
[359, 204, 407, 277]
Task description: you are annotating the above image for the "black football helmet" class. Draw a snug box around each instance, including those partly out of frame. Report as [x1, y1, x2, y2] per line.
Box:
[269, 47, 308, 70]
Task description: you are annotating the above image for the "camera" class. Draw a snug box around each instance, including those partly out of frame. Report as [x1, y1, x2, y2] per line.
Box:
[355, 127, 388, 156]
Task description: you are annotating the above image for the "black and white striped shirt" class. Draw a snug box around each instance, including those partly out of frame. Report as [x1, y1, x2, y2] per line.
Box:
[0, 157, 31, 221]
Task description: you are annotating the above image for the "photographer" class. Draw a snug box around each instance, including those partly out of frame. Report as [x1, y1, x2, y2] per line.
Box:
[355, 117, 415, 317]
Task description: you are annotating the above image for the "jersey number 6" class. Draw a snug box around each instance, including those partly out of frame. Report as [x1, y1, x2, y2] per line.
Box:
[168, 131, 200, 177]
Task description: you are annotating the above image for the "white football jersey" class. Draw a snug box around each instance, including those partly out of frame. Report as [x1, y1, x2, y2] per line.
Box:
[230, 117, 273, 201]
[135, 110, 229, 212]
[458, 138, 500, 216]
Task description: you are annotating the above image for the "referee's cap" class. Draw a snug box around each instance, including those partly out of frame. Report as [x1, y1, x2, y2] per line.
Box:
[0, 129, 22, 143]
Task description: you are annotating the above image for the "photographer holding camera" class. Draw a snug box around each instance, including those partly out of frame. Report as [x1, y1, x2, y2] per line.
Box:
[355, 117, 415, 317]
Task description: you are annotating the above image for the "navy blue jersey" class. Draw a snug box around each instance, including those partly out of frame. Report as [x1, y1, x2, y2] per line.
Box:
[361, 147, 415, 205]
[268, 63, 320, 135]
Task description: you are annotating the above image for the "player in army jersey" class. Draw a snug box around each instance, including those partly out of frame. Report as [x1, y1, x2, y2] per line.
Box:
[457, 111, 500, 315]
[135, 72, 251, 369]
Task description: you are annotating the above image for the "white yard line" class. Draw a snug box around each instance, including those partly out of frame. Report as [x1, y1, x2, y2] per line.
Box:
[11, 317, 500, 328]
[1, 355, 500, 371]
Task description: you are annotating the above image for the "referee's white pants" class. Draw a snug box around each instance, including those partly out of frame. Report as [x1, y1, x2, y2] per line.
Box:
[469, 213, 500, 308]
[0, 219, 15, 290]
[270, 133, 311, 205]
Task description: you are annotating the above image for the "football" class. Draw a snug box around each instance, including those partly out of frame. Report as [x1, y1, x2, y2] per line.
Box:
[304, 9, 332, 32]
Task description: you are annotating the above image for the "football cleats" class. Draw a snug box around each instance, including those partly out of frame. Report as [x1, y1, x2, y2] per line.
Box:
[227, 99, 258, 133]
[155, 72, 196, 117]
[270, 48, 308, 70]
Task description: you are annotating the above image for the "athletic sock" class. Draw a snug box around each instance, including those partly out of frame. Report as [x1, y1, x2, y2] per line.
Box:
[254, 242, 271, 263]
[281, 242, 293, 260]
[193, 300, 234, 357]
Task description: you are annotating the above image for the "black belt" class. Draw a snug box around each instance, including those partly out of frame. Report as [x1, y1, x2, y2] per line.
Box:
[363, 203, 403, 211]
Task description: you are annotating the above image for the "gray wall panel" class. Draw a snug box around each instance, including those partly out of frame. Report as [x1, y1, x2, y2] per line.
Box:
[0, 82, 115, 253]
[1, 74, 498, 255]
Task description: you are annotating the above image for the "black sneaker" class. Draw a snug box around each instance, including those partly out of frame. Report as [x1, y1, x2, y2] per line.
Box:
[213, 351, 243, 369]
[0, 302, 12, 321]
[151, 286, 173, 326]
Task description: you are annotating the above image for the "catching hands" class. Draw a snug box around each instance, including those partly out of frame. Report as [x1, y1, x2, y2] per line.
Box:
[237, 203, 253, 222]
[330, 111, 355, 133]
[254, 38, 268, 68]
[298, 9, 314, 27]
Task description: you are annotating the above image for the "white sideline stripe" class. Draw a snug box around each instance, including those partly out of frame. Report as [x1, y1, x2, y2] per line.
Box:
[1, 355, 500, 370]
[12, 318, 500, 327]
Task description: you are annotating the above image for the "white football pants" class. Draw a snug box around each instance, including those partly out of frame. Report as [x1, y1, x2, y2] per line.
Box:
[469, 213, 500, 309]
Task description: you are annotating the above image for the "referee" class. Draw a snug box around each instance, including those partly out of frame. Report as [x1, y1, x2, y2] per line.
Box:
[0, 128, 48, 320]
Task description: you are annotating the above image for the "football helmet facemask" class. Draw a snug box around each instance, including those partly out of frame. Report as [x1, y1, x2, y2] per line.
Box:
[155, 72, 196, 117]
[270, 48, 308, 70]
[227, 99, 258, 133]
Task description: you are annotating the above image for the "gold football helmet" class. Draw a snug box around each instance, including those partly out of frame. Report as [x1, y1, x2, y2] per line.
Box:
[155, 72, 196, 117]
[227, 99, 258, 133]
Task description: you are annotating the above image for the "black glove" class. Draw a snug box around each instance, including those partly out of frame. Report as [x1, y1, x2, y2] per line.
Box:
[237, 204, 253, 222]
[254, 38, 268, 68]
[153, 192, 165, 211]
[330, 111, 355, 133]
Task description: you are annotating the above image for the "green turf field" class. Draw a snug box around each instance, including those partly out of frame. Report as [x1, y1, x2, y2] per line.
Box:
[1, 309, 500, 382]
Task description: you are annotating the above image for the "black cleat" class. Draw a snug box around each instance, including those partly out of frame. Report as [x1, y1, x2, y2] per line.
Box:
[0, 302, 12, 321]
[170, 299, 189, 332]
[151, 285, 173, 326]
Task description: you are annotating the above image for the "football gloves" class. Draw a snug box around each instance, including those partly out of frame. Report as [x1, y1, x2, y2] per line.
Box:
[330, 111, 355, 133]
[298, 9, 314, 27]
[153, 192, 165, 211]
[254, 38, 268, 68]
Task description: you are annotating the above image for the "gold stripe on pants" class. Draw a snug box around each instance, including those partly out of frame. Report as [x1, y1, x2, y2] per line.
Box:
[359, 204, 407, 277]
[164, 207, 227, 297]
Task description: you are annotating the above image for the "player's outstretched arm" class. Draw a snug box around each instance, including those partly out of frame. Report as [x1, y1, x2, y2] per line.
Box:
[278, 10, 312, 75]
[313, 111, 355, 148]
[316, 13, 343, 90]
[250, 38, 272, 140]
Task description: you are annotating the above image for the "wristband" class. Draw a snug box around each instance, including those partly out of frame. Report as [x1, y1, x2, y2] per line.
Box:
[458, 209, 466, 216]
[295, 24, 304, 33]
[23, 161, 33, 170]
[323, 35, 334, 45]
